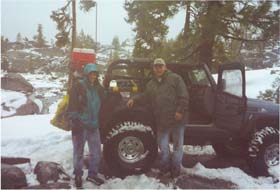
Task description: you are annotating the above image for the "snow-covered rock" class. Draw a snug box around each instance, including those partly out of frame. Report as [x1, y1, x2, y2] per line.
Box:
[1, 73, 34, 93]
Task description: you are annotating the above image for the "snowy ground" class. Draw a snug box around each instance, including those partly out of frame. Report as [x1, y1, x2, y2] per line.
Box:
[1, 114, 279, 189]
[1, 67, 280, 189]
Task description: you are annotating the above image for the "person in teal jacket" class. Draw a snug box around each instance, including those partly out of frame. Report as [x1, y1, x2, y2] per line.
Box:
[68, 63, 105, 187]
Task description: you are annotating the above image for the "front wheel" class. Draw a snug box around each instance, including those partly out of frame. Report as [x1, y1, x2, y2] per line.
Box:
[248, 126, 279, 176]
[103, 121, 158, 177]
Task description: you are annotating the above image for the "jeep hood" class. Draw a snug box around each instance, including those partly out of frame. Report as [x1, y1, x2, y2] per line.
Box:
[247, 98, 279, 114]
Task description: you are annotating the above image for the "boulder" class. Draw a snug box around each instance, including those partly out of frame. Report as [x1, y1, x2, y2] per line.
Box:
[1, 157, 30, 165]
[34, 161, 70, 185]
[16, 99, 39, 115]
[1, 164, 27, 189]
[1, 73, 33, 93]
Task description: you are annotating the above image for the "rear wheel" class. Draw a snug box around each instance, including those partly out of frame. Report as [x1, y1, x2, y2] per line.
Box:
[103, 121, 158, 177]
[248, 127, 279, 176]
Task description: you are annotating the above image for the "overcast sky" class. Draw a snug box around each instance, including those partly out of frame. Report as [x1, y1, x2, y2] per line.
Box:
[1, 0, 185, 45]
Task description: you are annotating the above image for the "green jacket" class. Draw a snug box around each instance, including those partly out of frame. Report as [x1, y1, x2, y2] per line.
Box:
[133, 70, 189, 129]
[68, 79, 105, 129]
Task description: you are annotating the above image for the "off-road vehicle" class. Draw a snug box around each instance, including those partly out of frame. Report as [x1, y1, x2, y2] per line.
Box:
[98, 59, 279, 177]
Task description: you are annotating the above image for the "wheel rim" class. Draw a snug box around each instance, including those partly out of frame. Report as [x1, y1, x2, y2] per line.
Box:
[264, 143, 279, 167]
[118, 136, 145, 163]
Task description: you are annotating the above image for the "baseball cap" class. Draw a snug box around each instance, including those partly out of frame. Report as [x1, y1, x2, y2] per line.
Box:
[153, 58, 166, 66]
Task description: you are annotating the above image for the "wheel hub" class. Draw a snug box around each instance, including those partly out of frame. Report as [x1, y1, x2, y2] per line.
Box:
[264, 143, 279, 167]
[118, 136, 145, 163]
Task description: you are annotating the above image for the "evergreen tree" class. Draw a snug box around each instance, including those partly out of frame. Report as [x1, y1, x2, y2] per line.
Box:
[76, 30, 95, 49]
[1, 36, 10, 72]
[125, 1, 279, 70]
[16, 33, 23, 43]
[124, 1, 180, 58]
[111, 36, 121, 60]
[33, 24, 47, 47]
[50, 0, 96, 49]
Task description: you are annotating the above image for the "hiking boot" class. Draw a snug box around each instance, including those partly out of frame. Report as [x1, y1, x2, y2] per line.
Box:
[158, 166, 170, 177]
[171, 167, 181, 178]
[86, 176, 104, 186]
[75, 176, 82, 188]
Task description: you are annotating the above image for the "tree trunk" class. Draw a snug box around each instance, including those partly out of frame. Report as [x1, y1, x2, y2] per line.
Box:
[198, 2, 220, 70]
[72, 0, 76, 50]
[69, 0, 77, 89]
[183, 1, 191, 42]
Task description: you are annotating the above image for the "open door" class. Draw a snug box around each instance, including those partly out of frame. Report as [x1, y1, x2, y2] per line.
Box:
[215, 63, 247, 133]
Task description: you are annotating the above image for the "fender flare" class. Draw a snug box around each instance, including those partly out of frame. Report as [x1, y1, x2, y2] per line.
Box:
[101, 105, 156, 141]
[244, 114, 279, 139]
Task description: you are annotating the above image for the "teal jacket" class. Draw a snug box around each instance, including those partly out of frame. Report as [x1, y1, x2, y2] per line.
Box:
[68, 65, 105, 129]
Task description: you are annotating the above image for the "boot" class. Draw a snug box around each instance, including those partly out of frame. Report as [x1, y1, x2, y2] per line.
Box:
[171, 167, 181, 178]
[86, 175, 104, 186]
[75, 176, 82, 188]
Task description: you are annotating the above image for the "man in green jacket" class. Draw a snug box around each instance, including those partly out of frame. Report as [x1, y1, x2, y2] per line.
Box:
[68, 64, 105, 187]
[127, 58, 189, 178]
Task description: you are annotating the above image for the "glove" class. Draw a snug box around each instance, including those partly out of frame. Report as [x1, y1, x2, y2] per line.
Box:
[70, 119, 83, 135]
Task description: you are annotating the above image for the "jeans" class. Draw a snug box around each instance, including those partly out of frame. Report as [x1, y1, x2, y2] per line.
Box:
[72, 127, 101, 177]
[157, 125, 185, 171]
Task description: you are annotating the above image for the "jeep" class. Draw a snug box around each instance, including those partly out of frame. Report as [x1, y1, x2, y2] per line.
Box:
[98, 59, 279, 177]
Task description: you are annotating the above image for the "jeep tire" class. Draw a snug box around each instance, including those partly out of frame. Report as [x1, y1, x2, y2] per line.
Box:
[103, 121, 158, 177]
[248, 126, 279, 176]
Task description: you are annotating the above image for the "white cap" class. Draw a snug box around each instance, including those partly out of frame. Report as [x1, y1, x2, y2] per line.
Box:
[153, 58, 166, 65]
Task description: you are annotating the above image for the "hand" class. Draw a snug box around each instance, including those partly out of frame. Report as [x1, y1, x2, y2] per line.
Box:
[175, 112, 183, 121]
[127, 99, 134, 108]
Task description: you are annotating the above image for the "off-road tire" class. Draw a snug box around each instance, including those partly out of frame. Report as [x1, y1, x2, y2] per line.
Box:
[103, 121, 158, 177]
[248, 126, 279, 176]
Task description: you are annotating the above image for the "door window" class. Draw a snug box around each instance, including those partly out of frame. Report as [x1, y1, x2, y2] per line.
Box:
[188, 69, 211, 87]
[222, 69, 242, 97]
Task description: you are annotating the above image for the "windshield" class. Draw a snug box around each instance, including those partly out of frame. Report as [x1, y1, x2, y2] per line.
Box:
[110, 63, 150, 78]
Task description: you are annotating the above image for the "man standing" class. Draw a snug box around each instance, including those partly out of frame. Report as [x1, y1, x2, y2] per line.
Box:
[68, 64, 105, 187]
[127, 58, 189, 178]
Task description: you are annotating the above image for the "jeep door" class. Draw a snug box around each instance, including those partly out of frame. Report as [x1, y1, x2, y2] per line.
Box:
[215, 63, 247, 133]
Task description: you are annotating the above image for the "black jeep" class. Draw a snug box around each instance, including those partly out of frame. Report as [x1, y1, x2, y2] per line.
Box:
[99, 59, 279, 177]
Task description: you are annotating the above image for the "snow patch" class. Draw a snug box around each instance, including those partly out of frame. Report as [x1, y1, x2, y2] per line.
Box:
[32, 98, 43, 113]
[183, 163, 279, 189]
[1, 90, 27, 117]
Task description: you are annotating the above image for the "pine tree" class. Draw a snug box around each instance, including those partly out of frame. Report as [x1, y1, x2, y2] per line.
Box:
[33, 24, 47, 47]
[111, 36, 121, 60]
[124, 1, 180, 58]
[1, 36, 10, 72]
[16, 33, 22, 43]
[50, 0, 96, 49]
[76, 30, 94, 49]
[125, 1, 279, 70]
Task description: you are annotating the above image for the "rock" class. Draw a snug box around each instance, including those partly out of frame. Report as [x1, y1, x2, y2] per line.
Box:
[1, 164, 27, 189]
[16, 99, 39, 115]
[1, 157, 30, 165]
[27, 182, 70, 189]
[1, 73, 33, 93]
[34, 161, 70, 185]
[176, 174, 237, 189]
